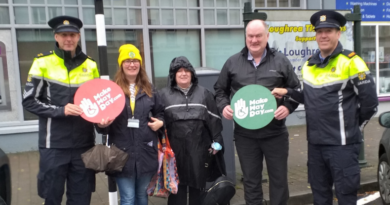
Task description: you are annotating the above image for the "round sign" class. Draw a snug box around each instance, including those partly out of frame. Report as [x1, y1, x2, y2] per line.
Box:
[230, 85, 277, 130]
[74, 79, 125, 123]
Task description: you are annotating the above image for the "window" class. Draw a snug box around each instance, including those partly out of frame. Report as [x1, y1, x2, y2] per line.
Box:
[31, 7, 46, 24]
[0, 41, 11, 114]
[14, 3, 80, 24]
[0, 7, 10, 24]
[14, 7, 29, 24]
[148, 0, 200, 25]
[48, 7, 62, 19]
[65, 7, 78, 18]
[13, 0, 27, 3]
[202, 0, 243, 25]
[30, 0, 44, 4]
[85, 29, 144, 79]
[378, 26, 390, 94]
[16, 29, 55, 120]
[205, 29, 244, 70]
[255, 0, 300, 7]
[83, 8, 96, 25]
[361, 25, 376, 79]
[98, 8, 142, 25]
[150, 29, 201, 89]
[48, 0, 61, 4]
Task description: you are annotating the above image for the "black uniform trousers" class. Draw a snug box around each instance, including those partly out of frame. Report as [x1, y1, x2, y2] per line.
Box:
[308, 143, 361, 205]
[235, 132, 289, 205]
[38, 147, 96, 205]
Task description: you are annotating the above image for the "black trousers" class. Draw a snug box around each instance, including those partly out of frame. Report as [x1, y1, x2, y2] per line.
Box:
[167, 184, 202, 205]
[235, 133, 289, 205]
[308, 143, 361, 205]
[38, 147, 96, 205]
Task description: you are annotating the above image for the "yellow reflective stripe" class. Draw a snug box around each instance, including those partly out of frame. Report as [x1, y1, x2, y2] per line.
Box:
[69, 60, 98, 85]
[348, 55, 370, 76]
[28, 58, 44, 77]
[32, 55, 98, 85]
[302, 55, 351, 86]
[87, 59, 100, 78]
[303, 78, 350, 89]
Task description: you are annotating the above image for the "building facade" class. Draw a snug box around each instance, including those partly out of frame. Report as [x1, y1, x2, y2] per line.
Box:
[0, 0, 388, 153]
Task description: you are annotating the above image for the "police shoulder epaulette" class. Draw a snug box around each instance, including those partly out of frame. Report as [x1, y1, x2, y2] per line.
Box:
[36, 50, 54, 58]
[87, 56, 96, 61]
[307, 55, 313, 61]
[341, 49, 356, 58]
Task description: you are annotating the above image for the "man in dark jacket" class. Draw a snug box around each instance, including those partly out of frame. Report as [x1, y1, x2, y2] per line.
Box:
[22, 16, 99, 205]
[160, 56, 225, 205]
[214, 19, 300, 205]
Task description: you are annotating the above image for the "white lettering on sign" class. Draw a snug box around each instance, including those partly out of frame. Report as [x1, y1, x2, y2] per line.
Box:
[365, 14, 376, 19]
[248, 97, 274, 117]
[93, 87, 122, 111]
[249, 98, 268, 105]
[94, 87, 111, 101]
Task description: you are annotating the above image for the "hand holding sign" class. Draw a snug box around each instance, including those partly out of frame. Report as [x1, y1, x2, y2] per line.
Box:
[274, 105, 290, 120]
[64, 103, 83, 116]
[80, 98, 99, 118]
[97, 117, 114, 128]
[222, 105, 233, 120]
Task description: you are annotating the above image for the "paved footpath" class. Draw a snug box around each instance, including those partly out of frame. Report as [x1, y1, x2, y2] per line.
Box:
[7, 119, 383, 205]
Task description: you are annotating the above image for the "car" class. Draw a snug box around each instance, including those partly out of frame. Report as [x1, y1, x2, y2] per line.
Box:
[0, 148, 10, 205]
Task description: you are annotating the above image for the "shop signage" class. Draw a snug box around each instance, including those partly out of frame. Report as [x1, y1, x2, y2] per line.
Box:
[267, 21, 353, 81]
[336, 0, 390, 21]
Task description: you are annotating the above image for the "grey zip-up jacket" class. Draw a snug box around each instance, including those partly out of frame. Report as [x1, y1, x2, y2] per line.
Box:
[214, 44, 301, 138]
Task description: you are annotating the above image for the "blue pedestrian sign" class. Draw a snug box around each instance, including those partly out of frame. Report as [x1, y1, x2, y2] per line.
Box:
[336, 0, 390, 21]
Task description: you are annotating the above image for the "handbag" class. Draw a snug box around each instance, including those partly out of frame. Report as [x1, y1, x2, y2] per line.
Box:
[202, 154, 236, 205]
[147, 129, 179, 197]
[162, 129, 179, 194]
[147, 139, 170, 197]
[81, 134, 129, 172]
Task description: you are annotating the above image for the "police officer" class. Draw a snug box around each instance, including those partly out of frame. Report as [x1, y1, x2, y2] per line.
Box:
[272, 10, 378, 204]
[22, 16, 99, 205]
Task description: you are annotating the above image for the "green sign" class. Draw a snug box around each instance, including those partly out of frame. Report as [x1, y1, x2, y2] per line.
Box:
[231, 84, 277, 130]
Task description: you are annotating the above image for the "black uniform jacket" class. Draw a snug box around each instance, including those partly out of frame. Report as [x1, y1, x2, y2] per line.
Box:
[22, 44, 99, 149]
[286, 42, 378, 145]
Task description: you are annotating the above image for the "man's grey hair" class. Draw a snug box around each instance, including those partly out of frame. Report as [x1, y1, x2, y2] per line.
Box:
[246, 19, 269, 34]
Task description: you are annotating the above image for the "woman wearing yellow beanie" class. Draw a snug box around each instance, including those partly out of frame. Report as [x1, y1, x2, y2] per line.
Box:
[97, 44, 164, 205]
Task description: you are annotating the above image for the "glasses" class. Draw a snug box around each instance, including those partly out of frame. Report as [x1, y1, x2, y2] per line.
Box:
[123, 59, 140, 65]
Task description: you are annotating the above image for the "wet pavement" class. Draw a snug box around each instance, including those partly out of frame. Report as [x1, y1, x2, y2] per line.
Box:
[6, 119, 384, 205]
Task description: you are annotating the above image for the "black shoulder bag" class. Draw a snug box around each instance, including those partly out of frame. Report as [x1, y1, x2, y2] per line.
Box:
[202, 154, 236, 205]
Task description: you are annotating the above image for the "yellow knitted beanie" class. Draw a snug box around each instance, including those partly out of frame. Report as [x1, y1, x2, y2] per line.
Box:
[118, 44, 143, 66]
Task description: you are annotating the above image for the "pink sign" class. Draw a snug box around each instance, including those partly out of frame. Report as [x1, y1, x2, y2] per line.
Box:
[74, 79, 125, 123]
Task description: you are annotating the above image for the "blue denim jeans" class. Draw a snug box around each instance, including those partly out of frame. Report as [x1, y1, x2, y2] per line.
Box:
[116, 174, 153, 205]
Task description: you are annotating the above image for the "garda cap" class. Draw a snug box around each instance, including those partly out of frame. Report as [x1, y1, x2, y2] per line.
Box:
[48, 15, 83, 33]
[310, 10, 346, 31]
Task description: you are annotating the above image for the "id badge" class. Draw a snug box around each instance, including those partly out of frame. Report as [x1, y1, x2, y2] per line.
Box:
[127, 118, 139, 128]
